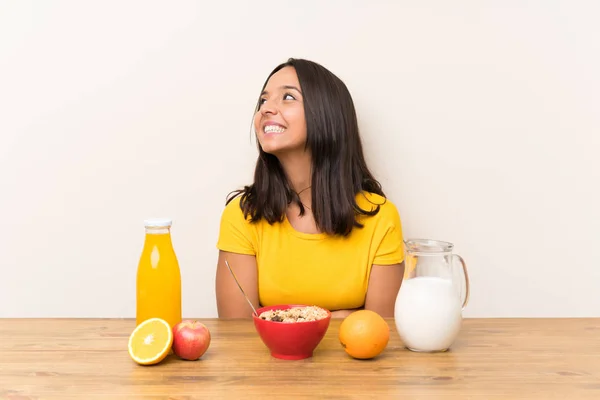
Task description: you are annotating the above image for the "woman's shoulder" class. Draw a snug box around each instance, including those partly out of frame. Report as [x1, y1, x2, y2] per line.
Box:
[221, 193, 249, 222]
[224, 193, 243, 209]
[356, 191, 397, 212]
[355, 191, 401, 225]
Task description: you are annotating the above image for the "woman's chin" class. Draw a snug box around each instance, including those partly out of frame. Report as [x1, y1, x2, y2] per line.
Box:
[261, 145, 289, 156]
[260, 144, 308, 158]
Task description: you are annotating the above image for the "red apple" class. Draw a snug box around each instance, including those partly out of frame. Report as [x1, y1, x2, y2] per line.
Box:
[172, 320, 211, 360]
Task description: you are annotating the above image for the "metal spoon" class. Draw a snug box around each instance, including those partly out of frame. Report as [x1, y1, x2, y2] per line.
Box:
[224, 259, 259, 316]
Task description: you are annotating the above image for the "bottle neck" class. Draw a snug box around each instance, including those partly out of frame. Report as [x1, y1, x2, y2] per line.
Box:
[145, 226, 170, 235]
[144, 227, 173, 248]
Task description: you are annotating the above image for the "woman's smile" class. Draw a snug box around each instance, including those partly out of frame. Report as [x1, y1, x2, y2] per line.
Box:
[262, 121, 287, 136]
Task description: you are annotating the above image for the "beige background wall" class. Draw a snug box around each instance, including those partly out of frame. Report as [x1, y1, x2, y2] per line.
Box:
[1, 0, 598, 318]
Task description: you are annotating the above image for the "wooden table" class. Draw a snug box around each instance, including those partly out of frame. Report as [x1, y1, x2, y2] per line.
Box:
[1, 318, 599, 399]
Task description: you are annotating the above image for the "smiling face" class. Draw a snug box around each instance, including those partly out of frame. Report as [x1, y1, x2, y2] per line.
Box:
[254, 66, 307, 156]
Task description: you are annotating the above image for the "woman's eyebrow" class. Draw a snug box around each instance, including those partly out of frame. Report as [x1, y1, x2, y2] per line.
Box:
[261, 85, 303, 96]
[282, 85, 302, 94]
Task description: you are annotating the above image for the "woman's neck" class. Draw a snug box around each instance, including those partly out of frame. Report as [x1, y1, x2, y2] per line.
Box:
[278, 151, 312, 195]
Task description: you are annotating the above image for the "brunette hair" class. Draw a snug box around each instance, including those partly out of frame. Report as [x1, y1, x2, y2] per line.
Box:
[227, 58, 385, 236]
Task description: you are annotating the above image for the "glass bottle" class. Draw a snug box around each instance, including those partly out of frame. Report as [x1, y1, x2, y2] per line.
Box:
[136, 218, 182, 328]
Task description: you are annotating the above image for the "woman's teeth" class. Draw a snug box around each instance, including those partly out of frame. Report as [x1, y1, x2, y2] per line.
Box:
[264, 125, 286, 134]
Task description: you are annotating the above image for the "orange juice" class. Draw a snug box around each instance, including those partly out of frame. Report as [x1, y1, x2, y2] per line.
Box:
[136, 218, 182, 328]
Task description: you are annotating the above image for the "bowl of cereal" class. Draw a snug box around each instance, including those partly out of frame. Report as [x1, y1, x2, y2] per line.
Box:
[253, 304, 331, 360]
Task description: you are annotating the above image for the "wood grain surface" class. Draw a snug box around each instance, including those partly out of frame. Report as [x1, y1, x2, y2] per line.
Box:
[1, 318, 598, 399]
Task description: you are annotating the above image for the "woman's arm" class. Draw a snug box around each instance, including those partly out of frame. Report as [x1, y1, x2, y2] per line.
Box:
[215, 250, 259, 318]
[330, 308, 361, 318]
[364, 262, 405, 317]
[330, 262, 405, 319]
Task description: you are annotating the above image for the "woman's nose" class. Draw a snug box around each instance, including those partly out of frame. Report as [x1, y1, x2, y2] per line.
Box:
[260, 99, 277, 115]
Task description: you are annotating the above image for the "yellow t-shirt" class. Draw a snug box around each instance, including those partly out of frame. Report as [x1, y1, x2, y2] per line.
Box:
[216, 192, 405, 311]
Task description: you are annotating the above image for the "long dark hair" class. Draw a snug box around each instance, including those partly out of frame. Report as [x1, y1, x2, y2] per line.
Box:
[227, 58, 385, 236]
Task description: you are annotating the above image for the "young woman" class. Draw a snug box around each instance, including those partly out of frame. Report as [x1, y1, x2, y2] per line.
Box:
[215, 58, 405, 318]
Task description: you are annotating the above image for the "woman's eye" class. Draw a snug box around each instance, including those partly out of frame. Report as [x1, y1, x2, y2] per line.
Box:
[283, 93, 295, 100]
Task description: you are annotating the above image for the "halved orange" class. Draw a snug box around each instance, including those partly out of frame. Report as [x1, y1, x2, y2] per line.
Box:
[128, 318, 173, 365]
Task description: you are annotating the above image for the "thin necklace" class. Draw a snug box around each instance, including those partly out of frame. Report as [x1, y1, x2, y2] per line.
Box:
[294, 185, 312, 211]
[296, 185, 311, 195]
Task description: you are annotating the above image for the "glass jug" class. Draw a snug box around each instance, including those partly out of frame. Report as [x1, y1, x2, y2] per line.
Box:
[394, 239, 470, 352]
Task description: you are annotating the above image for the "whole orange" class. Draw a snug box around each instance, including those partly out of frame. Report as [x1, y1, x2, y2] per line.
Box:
[339, 310, 390, 359]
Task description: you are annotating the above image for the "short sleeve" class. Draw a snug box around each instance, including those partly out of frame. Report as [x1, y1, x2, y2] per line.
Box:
[216, 197, 256, 255]
[372, 200, 405, 265]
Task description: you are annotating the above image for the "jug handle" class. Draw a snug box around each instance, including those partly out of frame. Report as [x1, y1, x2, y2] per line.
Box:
[453, 254, 470, 309]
